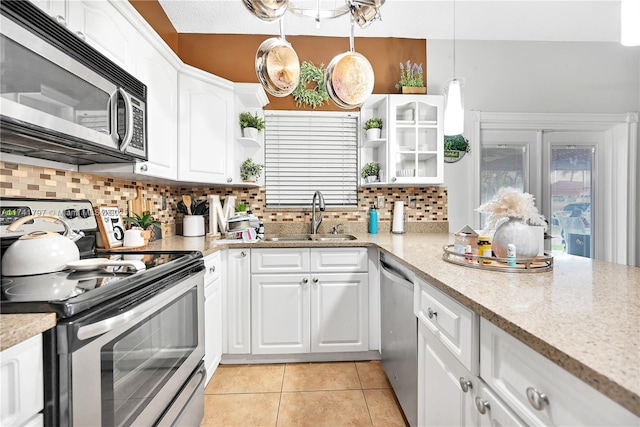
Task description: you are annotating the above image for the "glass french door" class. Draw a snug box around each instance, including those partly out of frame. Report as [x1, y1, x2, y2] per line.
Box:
[479, 129, 601, 259]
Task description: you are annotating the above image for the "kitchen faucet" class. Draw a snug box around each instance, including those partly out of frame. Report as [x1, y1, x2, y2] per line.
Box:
[311, 191, 325, 234]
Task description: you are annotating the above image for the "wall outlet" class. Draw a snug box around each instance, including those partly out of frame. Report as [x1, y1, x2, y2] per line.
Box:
[408, 196, 417, 208]
[377, 195, 385, 209]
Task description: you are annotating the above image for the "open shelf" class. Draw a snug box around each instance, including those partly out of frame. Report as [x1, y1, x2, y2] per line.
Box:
[237, 137, 262, 149]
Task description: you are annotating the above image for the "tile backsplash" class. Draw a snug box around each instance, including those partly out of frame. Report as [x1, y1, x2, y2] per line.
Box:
[0, 161, 448, 235]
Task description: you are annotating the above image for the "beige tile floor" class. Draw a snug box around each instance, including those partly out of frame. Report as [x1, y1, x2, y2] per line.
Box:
[201, 361, 408, 427]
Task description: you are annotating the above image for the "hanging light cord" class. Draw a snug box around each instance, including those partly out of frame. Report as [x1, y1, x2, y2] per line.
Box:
[452, 0, 456, 78]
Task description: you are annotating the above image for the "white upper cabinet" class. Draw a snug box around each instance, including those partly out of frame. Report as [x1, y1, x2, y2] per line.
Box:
[133, 38, 179, 181]
[66, 1, 138, 72]
[178, 65, 235, 184]
[28, 0, 66, 23]
[361, 94, 444, 186]
[388, 94, 444, 185]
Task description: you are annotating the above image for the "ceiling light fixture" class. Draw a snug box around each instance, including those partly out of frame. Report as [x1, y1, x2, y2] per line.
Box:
[443, 0, 464, 136]
[620, 0, 640, 46]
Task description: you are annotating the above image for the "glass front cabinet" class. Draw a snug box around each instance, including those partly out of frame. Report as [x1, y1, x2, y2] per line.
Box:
[360, 94, 444, 186]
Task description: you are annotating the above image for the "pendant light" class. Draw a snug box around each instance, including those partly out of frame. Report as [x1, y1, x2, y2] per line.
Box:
[444, 0, 464, 136]
[621, 0, 640, 46]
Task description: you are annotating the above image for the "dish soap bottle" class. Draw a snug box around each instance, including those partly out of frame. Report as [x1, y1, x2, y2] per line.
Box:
[368, 205, 378, 234]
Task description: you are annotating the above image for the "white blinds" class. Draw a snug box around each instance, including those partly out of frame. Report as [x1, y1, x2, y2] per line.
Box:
[265, 111, 359, 208]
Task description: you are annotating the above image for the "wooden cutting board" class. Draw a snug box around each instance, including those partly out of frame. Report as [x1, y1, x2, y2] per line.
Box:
[128, 186, 145, 216]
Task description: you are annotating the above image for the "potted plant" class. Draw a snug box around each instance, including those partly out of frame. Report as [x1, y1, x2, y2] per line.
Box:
[123, 212, 162, 244]
[240, 157, 264, 182]
[363, 117, 383, 140]
[236, 202, 248, 216]
[239, 112, 265, 139]
[395, 60, 426, 94]
[361, 162, 380, 183]
[444, 134, 471, 163]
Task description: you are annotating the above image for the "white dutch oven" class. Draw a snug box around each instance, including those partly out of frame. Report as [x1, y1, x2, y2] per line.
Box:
[2, 215, 82, 276]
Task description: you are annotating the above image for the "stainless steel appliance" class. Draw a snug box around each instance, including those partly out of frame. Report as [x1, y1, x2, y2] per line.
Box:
[0, 198, 205, 427]
[380, 253, 417, 427]
[0, 1, 147, 164]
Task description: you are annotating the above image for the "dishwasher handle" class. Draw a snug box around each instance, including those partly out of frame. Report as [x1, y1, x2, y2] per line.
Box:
[380, 260, 414, 291]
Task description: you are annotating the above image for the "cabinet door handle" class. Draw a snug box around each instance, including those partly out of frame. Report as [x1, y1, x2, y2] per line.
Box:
[475, 397, 490, 415]
[391, 176, 397, 182]
[240, 251, 247, 257]
[459, 377, 472, 393]
[75, 31, 85, 40]
[55, 15, 67, 27]
[139, 163, 148, 172]
[209, 266, 216, 273]
[302, 278, 309, 284]
[526, 387, 549, 411]
[427, 307, 437, 319]
[227, 178, 232, 183]
[312, 277, 319, 283]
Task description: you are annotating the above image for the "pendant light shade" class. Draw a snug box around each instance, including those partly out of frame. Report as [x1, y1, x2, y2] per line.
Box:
[621, 0, 640, 46]
[444, 78, 464, 136]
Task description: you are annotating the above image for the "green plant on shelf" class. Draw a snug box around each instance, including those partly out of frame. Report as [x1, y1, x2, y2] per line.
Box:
[239, 112, 265, 131]
[361, 162, 380, 178]
[363, 117, 383, 130]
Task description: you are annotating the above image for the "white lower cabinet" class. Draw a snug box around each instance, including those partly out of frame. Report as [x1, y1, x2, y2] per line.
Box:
[224, 249, 251, 354]
[251, 248, 369, 355]
[418, 321, 479, 427]
[0, 334, 44, 427]
[204, 252, 223, 384]
[251, 274, 310, 354]
[415, 277, 638, 427]
[480, 318, 639, 427]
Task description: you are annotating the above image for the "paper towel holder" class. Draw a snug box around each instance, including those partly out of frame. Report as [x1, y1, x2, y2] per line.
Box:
[391, 213, 407, 234]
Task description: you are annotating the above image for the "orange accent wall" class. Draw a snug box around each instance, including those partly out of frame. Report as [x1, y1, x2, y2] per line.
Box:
[128, 1, 426, 111]
[178, 34, 426, 110]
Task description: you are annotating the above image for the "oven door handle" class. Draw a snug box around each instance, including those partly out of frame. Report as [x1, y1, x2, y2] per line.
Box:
[77, 307, 137, 340]
[75, 271, 202, 341]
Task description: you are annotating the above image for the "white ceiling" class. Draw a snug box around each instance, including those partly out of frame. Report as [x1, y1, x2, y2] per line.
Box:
[157, 0, 622, 43]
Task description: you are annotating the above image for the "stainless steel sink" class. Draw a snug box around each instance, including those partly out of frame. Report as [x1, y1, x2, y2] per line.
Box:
[264, 234, 357, 242]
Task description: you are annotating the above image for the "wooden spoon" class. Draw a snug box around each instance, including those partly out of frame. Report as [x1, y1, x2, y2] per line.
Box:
[182, 195, 192, 215]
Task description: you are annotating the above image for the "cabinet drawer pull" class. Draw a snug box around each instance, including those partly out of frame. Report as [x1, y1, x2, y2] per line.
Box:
[227, 177, 232, 183]
[241, 251, 247, 257]
[526, 387, 549, 411]
[475, 397, 490, 415]
[427, 307, 437, 319]
[459, 377, 472, 393]
[209, 266, 216, 273]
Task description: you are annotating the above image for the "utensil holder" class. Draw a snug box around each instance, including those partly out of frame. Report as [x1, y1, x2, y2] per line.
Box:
[183, 215, 204, 237]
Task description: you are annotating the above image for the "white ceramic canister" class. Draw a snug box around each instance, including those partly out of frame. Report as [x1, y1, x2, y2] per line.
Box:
[183, 215, 205, 237]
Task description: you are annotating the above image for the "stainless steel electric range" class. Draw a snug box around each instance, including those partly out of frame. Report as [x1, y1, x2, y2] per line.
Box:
[0, 197, 206, 427]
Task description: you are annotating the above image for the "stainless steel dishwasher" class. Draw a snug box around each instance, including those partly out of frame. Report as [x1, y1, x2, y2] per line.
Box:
[380, 254, 417, 427]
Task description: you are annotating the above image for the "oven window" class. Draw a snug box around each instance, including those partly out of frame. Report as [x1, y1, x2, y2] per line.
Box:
[100, 287, 198, 426]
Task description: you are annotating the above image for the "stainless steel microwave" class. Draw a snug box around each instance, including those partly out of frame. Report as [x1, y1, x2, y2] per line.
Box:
[0, 1, 147, 165]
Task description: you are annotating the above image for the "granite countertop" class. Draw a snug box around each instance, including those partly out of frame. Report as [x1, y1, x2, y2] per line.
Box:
[147, 232, 640, 416]
[0, 313, 56, 352]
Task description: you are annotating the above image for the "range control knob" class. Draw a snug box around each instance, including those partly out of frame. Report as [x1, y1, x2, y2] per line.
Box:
[64, 209, 78, 219]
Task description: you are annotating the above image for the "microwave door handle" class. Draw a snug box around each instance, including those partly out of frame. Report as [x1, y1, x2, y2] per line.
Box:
[117, 87, 134, 153]
[109, 88, 119, 144]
